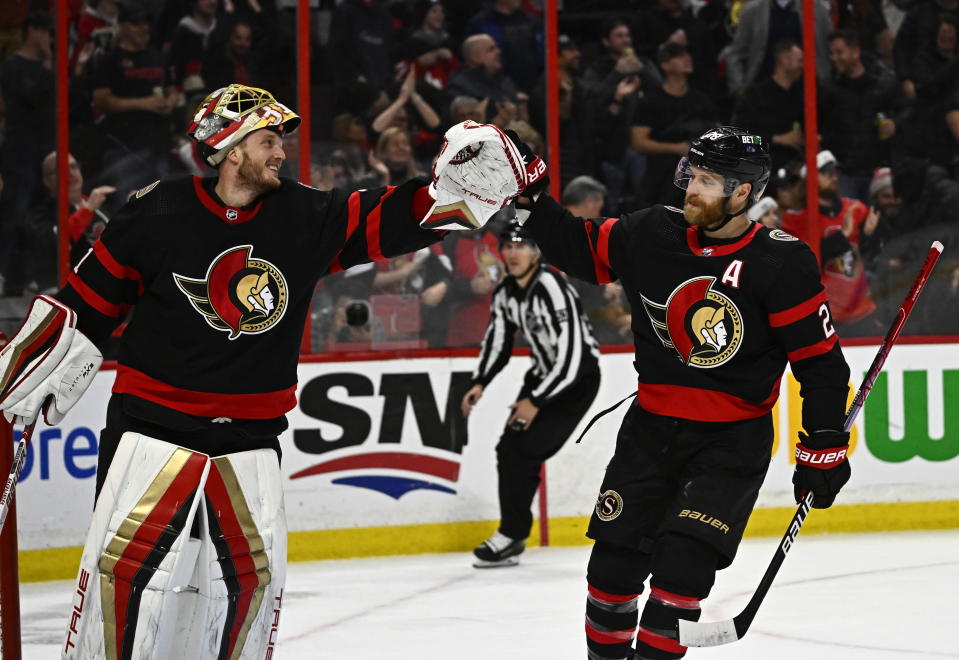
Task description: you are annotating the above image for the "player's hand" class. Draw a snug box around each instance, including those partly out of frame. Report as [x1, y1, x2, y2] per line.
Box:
[462, 384, 484, 417]
[503, 129, 549, 209]
[506, 398, 539, 432]
[792, 430, 851, 509]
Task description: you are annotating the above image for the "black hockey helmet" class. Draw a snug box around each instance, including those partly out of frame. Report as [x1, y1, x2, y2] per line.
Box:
[674, 126, 771, 204]
[499, 218, 538, 250]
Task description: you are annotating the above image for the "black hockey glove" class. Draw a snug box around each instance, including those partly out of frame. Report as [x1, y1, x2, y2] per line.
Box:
[503, 129, 550, 209]
[792, 430, 851, 509]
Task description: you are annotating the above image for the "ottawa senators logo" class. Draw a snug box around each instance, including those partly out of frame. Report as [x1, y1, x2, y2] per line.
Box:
[173, 245, 288, 340]
[640, 276, 743, 368]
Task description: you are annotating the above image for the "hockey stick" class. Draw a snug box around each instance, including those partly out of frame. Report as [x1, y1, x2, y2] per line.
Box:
[0, 417, 41, 535]
[678, 240, 944, 648]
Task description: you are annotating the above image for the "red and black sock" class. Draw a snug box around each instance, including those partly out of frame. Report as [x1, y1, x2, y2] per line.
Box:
[585, 584, 641, 660]
[633, 587, 701, 659]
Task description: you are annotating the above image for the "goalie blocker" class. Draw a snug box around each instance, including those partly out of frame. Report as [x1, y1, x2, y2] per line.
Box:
[64, 433, 286, 660]
[0, 295, 102, 426]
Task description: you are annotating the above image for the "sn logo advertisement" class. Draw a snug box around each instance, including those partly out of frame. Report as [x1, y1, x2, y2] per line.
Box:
[287, 369, 474, 499]
[13, 366, 959, 487]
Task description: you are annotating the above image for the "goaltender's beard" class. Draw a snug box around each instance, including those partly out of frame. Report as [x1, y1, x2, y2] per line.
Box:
[683, 193, 728, 229]
[236, 150, 282, 197]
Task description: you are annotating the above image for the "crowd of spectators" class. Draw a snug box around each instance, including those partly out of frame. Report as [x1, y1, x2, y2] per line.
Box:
[0, 0, 956, 351]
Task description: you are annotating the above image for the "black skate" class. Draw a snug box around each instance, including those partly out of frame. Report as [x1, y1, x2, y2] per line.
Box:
[472, 531, 525, 568]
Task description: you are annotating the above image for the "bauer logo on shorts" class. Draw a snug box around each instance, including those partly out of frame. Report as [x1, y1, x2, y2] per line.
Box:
[640, 276, 743, 368]
[596, 490, 624, 521]
[174, 245, 288, 340]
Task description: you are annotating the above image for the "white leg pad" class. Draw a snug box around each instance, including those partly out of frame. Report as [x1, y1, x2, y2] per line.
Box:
[63, 432, 211, 660]
[174, 448, 287, 660]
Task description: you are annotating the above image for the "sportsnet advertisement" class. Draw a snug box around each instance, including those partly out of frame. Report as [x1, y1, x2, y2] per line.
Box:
[11, 344, 959, 551]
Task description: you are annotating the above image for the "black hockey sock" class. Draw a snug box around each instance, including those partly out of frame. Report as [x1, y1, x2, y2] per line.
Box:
[633, 588, 701, 659]
[585, 584, 641, 660]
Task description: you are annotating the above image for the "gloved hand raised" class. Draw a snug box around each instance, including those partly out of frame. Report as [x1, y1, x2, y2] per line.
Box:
[502, 129, 549, 207]
[792, 430, 851, 509]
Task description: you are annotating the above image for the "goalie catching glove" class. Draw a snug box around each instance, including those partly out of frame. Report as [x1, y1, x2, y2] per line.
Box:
[792, 430, 851, 509]
[0, 296, 102, 426]
[420, 121, 548, 231]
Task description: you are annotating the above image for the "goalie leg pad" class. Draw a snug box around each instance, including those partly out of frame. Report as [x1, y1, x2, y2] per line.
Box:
[175, 448, 287, 660]
[63, 433, 211, 660]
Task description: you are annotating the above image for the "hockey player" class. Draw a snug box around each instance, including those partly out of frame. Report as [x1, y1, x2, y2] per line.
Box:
[462, 219, 601, 567]
[506, 127, 852, 659]
[0, 84, 457, 660]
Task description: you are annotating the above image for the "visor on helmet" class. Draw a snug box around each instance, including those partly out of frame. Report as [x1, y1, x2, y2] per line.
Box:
[673, 157, 743, 197]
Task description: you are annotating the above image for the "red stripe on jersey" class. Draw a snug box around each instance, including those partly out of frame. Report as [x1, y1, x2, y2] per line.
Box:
[192, 176, 263, 224]
[769, 291, 828, 327]
[346, 191, 361, 242]
[584, 221, 612, 285]
[93, 241, 144, 295]
[205, 462, 266, 660]
[588, 586, 640, 604]
[598, 218, 617, 270]
[650, 587, 701, 610]
[411, 185, 435, 224]
[585, 622, 637, 644]
[111, 452, 206, 656]
[67, 272, 131, 317]
[787, 334, 838, 362]
[113, 365, 296, 418]
[686, 223, 761, 257]
[365, 186, 397, 262]
[637, 627, 685, 653]
[327, 255, 344, 274]
[637, 380, 780, 422]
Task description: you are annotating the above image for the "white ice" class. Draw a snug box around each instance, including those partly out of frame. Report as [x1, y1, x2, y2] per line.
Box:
[18, 530, 959, 659]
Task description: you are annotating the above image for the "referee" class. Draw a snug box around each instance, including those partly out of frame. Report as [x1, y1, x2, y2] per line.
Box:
[462, 219, 601, 567]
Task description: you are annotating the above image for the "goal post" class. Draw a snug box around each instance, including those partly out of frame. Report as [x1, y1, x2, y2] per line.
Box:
[0, 418, 20, 660]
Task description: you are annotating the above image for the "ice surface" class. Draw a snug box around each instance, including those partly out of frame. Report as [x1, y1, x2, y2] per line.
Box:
[19, 530, 959, 659]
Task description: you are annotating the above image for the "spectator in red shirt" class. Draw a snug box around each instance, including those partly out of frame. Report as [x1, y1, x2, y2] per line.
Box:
[21, 151, 115, 293]
[782, 150, 880, 335]
[443, 229, 505, 347]
[71, 0, 118, 74]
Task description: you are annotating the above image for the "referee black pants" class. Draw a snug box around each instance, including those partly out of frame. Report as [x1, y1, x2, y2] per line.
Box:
[496, 372, 600, 540]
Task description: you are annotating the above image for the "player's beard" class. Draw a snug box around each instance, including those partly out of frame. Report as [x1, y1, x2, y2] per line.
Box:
[237, 152, 281, 196]
[683, 194, 727, 228]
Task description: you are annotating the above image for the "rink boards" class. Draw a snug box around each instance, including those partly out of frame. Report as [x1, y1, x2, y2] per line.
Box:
[11, 342, 959, 581]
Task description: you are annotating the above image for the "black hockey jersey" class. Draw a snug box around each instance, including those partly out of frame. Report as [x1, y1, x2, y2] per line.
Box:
[523, 196, 851, 431]
[56, 175, 441, 419]
[471, 264, 600, 406]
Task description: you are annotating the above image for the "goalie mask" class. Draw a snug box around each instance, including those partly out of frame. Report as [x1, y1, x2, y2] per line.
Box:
[188, 84, 300, 167]
[420, 121, 546, 231]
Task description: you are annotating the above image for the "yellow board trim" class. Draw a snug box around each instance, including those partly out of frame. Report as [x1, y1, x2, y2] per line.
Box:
[17, 500, 959, 583]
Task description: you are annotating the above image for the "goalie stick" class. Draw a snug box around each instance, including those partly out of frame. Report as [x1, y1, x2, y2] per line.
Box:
[678, 240, 944, 648]
[0, 416, 42, 535]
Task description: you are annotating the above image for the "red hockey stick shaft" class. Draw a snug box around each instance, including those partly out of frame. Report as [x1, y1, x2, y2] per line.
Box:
[678, 240, 944, 648]
[0, 419, 39, 535]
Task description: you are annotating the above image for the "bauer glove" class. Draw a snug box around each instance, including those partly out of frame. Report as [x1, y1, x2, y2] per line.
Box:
[792, 430, 851, 509]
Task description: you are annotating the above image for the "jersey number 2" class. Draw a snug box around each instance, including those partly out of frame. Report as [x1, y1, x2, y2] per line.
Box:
[819, 303, 836, 338]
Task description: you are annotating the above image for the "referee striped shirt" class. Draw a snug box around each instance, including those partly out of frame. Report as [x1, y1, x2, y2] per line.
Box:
[471, 264, 600, 406]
